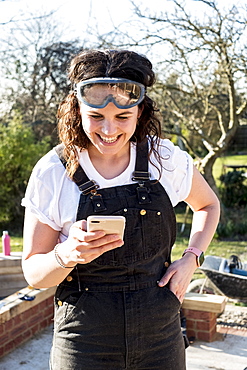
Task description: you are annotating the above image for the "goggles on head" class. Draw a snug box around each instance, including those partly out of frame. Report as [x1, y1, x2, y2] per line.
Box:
[75, 77, 145, 109]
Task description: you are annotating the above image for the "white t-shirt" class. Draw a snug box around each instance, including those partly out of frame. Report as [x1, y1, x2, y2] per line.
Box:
[22, 139, 193, 241]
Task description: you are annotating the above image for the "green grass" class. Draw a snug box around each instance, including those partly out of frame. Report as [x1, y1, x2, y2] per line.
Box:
[171, 236, 247, 262]
[213, 154, 247, 186]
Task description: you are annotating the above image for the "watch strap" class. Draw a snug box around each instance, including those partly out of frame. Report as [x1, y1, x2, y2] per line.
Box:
[182, 247, 203, 257]
[182, 247, 204, 267]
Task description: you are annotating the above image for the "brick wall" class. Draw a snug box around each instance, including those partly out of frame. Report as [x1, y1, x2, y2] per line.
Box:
[182, 292, 227, 342]
[183, 308, 218, 342]
[0, 289, 227, 358]
[0, 286, 56, 358]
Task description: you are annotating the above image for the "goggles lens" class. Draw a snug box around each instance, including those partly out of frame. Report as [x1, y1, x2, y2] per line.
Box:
[75, 78, 145, 109]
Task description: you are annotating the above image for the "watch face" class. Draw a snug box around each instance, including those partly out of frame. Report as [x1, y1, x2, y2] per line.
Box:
[198, 252, 205, 266]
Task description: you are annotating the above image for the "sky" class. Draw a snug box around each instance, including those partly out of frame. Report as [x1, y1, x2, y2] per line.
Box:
[1, 0, 150, 35]
[1, 0, 246, 67]
[0, 0, 157, 58]
[1, 0, 246, 41]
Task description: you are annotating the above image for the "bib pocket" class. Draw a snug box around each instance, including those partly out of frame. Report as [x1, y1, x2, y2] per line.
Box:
[93, 208, 164, 266]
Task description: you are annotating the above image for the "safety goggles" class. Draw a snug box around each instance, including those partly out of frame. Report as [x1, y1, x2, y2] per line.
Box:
[75, 77, 145, 109]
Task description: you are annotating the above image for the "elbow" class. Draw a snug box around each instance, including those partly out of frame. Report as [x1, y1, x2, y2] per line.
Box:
[213, 194, 221, 220]
[22, 258, 37, 288]
[21, 260, 51, 289]
[204, 196, 221, 219]
[22, 273, 53, 289]
[203, 196, 221, 227]
[22, 269, 43, 289]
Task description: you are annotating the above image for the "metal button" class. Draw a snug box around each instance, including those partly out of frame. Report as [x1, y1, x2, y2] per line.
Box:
[124, 208, 127, 212]
[164, 261, 169, 267]
[140, 209, 146, 216]
[66, 276, 73, 282]
[85, 287, 89, 291]
[58, 300, 63, 306]
[157, 211, 161, 216]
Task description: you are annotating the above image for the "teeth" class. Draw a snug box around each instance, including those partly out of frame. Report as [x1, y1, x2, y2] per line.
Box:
[100, 136, 118, 143]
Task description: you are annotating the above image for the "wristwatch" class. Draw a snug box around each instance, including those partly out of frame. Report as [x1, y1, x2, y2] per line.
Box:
[182, 247, 205, 267]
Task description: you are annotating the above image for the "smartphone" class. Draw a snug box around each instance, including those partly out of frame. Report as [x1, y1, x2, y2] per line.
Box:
[87, 215, 126, 240]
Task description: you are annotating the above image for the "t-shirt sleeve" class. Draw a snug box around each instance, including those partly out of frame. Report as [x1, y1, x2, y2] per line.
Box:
[21, 151, 63, 231]
[150, 139, 194, 206]
[22, 175, 61, 231]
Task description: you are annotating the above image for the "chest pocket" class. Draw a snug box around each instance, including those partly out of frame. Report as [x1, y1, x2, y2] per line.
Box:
[93, 207, 164, 266]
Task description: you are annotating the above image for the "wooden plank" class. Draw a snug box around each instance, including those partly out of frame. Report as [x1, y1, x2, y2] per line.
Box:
[182, 292, 227, 313]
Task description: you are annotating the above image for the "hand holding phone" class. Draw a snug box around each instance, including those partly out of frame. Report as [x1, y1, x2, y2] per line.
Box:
[87, 215, 125, 240]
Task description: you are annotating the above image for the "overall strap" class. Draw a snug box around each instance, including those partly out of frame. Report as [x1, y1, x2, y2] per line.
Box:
[132, 140, 151, 182]
[132, 140, 152, 204]
[55, 144, 98, 195]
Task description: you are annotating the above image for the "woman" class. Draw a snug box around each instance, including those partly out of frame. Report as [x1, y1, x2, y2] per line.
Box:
[22, 49, 220, 369]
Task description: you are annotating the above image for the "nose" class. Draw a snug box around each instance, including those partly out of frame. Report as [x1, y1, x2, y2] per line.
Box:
[101, 119, 118, 136]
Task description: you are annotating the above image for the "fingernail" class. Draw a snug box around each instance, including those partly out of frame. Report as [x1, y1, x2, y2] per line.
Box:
[158, 281, 165, 287]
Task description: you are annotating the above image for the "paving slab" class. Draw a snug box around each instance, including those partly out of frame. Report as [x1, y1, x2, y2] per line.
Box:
[186, 329, 247, 370]
[0, 324, 246, 369]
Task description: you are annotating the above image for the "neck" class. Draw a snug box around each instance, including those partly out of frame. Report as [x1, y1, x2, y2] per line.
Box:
[88, 143, 131, 179]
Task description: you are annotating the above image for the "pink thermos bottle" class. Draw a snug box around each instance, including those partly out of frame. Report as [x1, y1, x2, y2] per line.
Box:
[2, 230, 11, 256]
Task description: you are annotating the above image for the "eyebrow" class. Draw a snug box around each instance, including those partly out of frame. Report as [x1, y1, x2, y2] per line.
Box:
[117, 111, 134, 115]
[87, 109, 134, 116]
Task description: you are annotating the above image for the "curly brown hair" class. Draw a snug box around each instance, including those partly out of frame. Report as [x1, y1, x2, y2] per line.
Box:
[57, 49, 162, 178]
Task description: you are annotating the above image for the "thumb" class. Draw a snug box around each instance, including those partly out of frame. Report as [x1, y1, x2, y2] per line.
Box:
[72, 219, 87, 231]
[158, 269, 175, 287]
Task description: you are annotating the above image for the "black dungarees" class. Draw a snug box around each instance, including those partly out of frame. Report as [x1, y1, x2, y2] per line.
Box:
[50, 142, 186, 370]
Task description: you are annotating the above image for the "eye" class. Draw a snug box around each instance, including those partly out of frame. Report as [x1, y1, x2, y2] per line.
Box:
[117, 115, 129, 120]
[89, 114, 103, 120]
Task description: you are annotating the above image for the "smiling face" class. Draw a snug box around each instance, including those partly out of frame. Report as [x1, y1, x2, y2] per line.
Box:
[79, 102, 141, 159]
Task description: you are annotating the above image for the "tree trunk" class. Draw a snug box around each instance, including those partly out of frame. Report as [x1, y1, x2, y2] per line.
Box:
[198, 150, 220, 197]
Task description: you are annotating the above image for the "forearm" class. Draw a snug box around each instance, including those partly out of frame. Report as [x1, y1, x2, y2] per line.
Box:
[185, 166, 221, 253]
[22, 248, 75, 289]
[188, 201, 220, 253]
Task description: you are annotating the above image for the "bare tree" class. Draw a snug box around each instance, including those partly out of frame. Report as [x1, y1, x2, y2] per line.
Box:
[0, 0, 56, 26]
[104, 0, 247, 196]
[0, 12, 83, 142]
